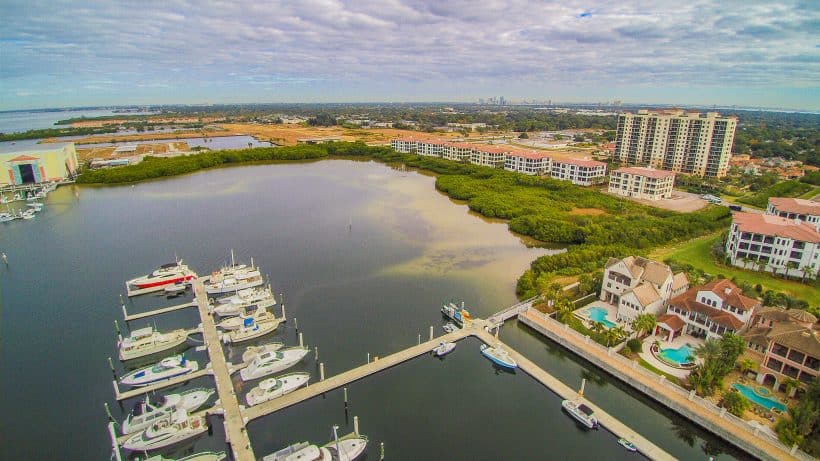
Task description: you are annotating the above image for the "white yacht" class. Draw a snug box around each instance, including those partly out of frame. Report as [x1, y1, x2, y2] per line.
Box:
[118, 326, 189, 361]
[205, 272, 264, 295]
[120, 355, 199, 387]
[122, 409, 208, 451]
[215, 285, 277, 309]
[433, 342, 456, 357]
[221, 316, 283, 344]
[241, 341, 284, 363]
[144, 452, 226, 461]
[217, 308, 278, 331]
[264, 433, 368, 461]
[240, 346, 310, 381]
[245, 372, 310, 406]
[479, 344, 517, 369]
[561, 399, 598, 429]
[121, 388, 214, 435]
[127, 261, 196, 292]
[21, 209, 36, 219]
[0, 212, 15, 222]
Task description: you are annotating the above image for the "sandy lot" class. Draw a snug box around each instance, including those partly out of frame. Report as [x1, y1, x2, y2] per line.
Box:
[70, 117, 223, 128]
[43, 130, 233, 144]
[219, 124, 462, 146]
[604, 188, 709, 212]
[77, 142, 189, 161]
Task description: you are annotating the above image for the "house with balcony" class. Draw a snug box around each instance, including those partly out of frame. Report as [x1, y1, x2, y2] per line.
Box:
[767, 197, 820, 229]
[741, 307, 819, 395]
[608, 166, 675, 200]
[657, 279, 759, 342]
[550, 158, 607, 186]
[601, 256, 687, 325]
[504, 150, 551, 175]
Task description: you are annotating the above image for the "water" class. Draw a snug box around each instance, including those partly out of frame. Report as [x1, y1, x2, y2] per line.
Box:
[0, 160, 744, 460]
[0, 108, 155, 133]
[659, 345, 695, 366]
[732, 384, 787, 411]
[586, 306, 616, 329]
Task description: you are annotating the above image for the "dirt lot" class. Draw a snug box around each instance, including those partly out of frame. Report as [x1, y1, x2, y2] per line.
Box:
[76, 142, 189, 161]
[219, 124, 462, 146]
[69, 116, 223, 128]
[42, 130, 233, 145]
[604, 188, 709, 212]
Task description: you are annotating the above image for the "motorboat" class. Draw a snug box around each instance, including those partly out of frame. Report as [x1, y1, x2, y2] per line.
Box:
[118, 326, 189, 361]
[432, 342, 456, 357]
[618, 438, 638, 452]
[122, 409, 208, 451]
[263, 431, 367, 461]
[562, 399, 598, 429]
[120, 355, 199, 387]
[218, 308, 278, 331]
[215, 285, 277, 309]
[212, 294, 274, 317]
[144, 452, 227, 461]
[26, 202, 43, 208]
[245, 372, 310, 406]
[221, 316, 283, 344]
[127, 261, 196, 291]
[164, 281, 189, 294]
[21, 209, 36, 219]
[121, 387, 214, 435]
[441, 301, 472, 326]
[479, 344, 517, 369]
[442, 322, 457, 333]
[201, 250, 257, 284]
[242, 342, 285, 363]
[240, 346, 310, 381]
[205, 272, 264, 295]
[0, 212, 15, 222]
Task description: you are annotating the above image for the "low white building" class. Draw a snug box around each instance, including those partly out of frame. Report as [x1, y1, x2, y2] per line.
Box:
[767, 197, 820, 229]
[608, 166, 675, 200]
[550, 158, 607, 186]
[470, 145, 507, 168]
[601, 256, 688, 325]
[725, 212, 820, 279]
[504, 150, 551, 175]
[658, 279, 759, 341]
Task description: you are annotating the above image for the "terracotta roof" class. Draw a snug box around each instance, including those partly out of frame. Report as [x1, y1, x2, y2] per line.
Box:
[641, 260, 673, 286]
[698, 279, 760, 312]
[627, 283, 661, 306]
[658, 313, 685, 331]
[768, 324, 820, 356]
[613, 167, 676, 179]
[505, 150, 551, 160]
[552, 157, 606, 168]
[755, 306, 791, 322]
[733, 212, 820, 243]
[7, 155, 39, 162]
[769, 197, 820, 216]
[741, 326, 772, 347]
[669, 284, 751, 330]
[671, 272, 689, 291]
[788, 309, 818, 324]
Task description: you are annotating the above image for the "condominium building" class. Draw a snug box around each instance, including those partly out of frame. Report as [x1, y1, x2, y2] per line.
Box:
[614, 109, 738, 178]
[767, 197, 820, 229]
[470, 145, 508, 168]
[504, 150, 551, 175]
[657, 279, 758, 342]
[608, 166, 675, 200]
[600, 256, 688, 325]
[725, 212, 820, 279]
[742, 307, 819, 395]
[550, 158, 607, 186]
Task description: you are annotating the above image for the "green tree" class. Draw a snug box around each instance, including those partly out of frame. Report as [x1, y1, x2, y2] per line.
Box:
[737, 358, 758, 375]
[721, 390, 750, 416]
[631, 313, 657, 338]
[554, 298, 576, 324]
[782, 377, 801, 398]
[518, 132, 529, 139]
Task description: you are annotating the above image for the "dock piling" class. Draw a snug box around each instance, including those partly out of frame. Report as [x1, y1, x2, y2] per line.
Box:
[121, 303, 128, 320]
[353, 415, 359, 436]
[320, 363, 325, 381]
[380, 442, 385, 460]
[1, 252, 7, 266]
[429, 325, 433, 341]
[108, 357, 117, 379]
[417, 333, 421, 345]
[293, 317, 298, 331]
[314, 346, 319, 361]
[299, 332, 304, 348]
[367, 353, 370, 364]
[104, 402, 114, 422]
[343, 387, 348, 409]
[282, 304, 286, 320]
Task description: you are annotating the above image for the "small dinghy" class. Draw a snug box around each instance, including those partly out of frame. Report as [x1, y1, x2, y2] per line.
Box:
[442, 323, 457, 333]
[120, 355, 199, 387]
[618, 438, 637, 452]
[432, 342, 456, 357]
[122, 388, 214, 435]
[123, 409, 207, 451]
[479, 344, 517, 369]
[240, 346, 310, 381]
[562, 399, 598, 429]
[241, 341, 285, 363]
[118, 326, 189, 361]
[245, 372, 310, 406]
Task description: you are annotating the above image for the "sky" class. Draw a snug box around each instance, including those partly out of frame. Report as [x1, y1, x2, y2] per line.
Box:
[1, 0, 818, 111]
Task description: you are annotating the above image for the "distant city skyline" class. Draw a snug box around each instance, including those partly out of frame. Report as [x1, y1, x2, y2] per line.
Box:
[1, 1, 818, 111]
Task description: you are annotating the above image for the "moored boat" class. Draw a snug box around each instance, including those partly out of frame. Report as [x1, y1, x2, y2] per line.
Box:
[118, 326, 189, 361]
[122, 409, 208, 451]
[263, 431, 368, 461]
[442, 322, 457, 333]
[121, 387, 214, 435]
[241, 341, 285, 363]
[618, 438, 637, 452]
[120, 355, 199, 387]
[221, 316, 283, 344]
[218, 308, 278, 331]
[561, 399, 598, 429]
[163, 281, 189, 294]
[127, 261, 196, 292]
[0, 212, 15, 222]
[245, 372, 310, 406]
[21, 209, 36, 219]
[240, 346, 310, 381]
[214, 285, 277, 310]
[433, 341, 456, 357]
[441, 301, 472, 326]
[205, 272, 264, 295]
[143, 452, 227, 461]
[479, 344, 517, 369]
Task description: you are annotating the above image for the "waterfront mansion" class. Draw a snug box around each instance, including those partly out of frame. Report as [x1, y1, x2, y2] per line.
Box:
[600, 256, 689, 325]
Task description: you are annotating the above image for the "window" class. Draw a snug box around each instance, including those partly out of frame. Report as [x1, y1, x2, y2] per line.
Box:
[788, 350, 805, 364]
[772, 343, 789, 358]
[765, 357, 784, 371]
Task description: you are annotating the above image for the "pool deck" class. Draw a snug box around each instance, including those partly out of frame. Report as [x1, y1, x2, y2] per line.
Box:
[639, 335, 702, 379]
[574, 302, 620, 330]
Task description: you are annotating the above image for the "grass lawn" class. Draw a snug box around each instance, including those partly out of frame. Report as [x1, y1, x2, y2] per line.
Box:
[797, 186, 819, 199]
[652, 233, 820, 305]
[638, 358, 683, 386]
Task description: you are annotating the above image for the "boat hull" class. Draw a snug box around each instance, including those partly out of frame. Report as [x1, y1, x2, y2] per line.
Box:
[119, 330, 189, 361]
[245, 373, 310, 406]
[122, 416, 208, 451]
[120, 359, 199, 387]
[433, 343, 456, 357]
[480, 345, 517, 369]
[240, 348, 309, 381]
[223, 319, 282, 344]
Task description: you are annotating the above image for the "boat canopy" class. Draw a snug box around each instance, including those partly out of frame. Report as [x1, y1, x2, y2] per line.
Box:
[578, 403, 594, 416]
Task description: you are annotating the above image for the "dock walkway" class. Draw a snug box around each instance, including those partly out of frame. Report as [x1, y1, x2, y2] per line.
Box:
[193, 280, 256, 461]
[123, 301, 196, 321]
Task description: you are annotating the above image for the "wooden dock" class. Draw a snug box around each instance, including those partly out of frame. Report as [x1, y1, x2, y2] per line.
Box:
[122, 301, 196, 321]
[243, 328, 472, 420]
[192, 279, 256, 461]
[114, 368, 212, 401]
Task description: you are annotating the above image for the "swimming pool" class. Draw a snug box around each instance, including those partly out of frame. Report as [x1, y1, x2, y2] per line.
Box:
[659, 344, 694, 365]
[586, 306, 616, 328]
[732, 383, 787, 411]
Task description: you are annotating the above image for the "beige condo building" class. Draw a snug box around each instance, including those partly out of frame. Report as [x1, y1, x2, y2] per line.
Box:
[614, 109, 737, 178]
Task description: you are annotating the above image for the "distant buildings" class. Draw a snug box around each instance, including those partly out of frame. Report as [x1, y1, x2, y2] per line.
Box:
[0, 142, 79, 186]
[296, 136, 342, 144]
[600, 256, 688, 325]
[614, 109, 737, 178]
[608, 167, 676, 200]
[742, 307, 818, 395]
[658, 279, 759, 342]
[725, 206, 820, 279]
[390, 137, 607, 185]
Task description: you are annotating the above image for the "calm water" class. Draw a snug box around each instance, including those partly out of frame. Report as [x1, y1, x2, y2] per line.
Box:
[0, 108, 155, 133]
[0, 160, 744, 460]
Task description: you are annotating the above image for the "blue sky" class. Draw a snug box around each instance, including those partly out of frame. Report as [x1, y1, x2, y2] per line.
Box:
[1, 0, 818, 110]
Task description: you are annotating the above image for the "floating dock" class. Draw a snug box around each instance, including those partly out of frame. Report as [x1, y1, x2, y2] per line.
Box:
[122, 301, 197, 321]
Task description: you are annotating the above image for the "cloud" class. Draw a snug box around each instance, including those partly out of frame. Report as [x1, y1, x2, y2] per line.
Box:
[0, 0, 817, 109]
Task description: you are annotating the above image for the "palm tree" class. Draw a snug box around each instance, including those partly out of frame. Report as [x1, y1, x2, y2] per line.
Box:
[695, 339, 722, 362]
[590, 321, 606, 336]
[785, 262, 798, 280]
[555, 299, 575, 324]
[737, 358, 758, 376]
[802, 265, 816, 282]
[608, 326, 628, 346]
[632, 313, 657, 338]
[781, 377, 800, 398]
